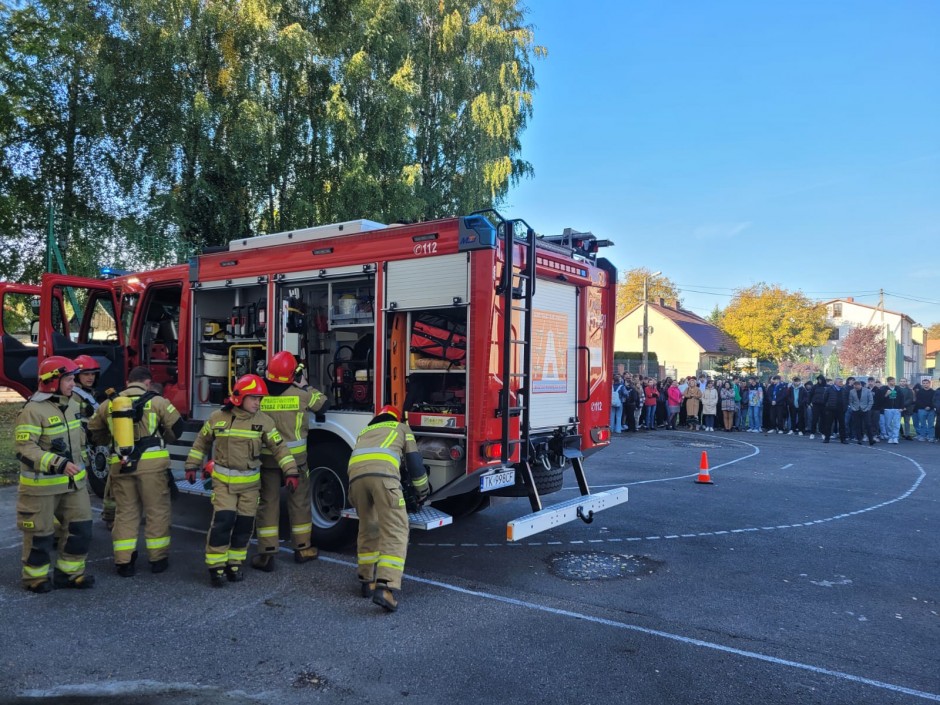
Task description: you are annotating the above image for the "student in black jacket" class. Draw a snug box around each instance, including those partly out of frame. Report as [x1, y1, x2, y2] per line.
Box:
[809, 375, 828, 439]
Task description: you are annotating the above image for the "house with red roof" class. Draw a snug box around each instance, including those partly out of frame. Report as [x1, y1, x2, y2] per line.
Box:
[615, 299, 742, 378]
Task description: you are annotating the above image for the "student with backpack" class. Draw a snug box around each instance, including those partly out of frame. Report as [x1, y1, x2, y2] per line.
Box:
[610, 375, 625, 433]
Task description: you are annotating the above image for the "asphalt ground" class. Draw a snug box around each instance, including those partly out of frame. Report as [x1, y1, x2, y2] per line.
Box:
[0, 430, 938, 705]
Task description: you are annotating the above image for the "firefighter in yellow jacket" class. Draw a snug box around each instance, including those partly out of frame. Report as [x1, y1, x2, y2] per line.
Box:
[348, 405, 429, 612]
[14, 356, 94, 592]
[184, 374, 298, 587]
[88, 366, 183, 576]
[250, 351, 328, 571]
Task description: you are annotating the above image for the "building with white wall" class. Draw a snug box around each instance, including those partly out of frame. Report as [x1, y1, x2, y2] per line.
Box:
[822, 298, 924, 378]
[615, 299, 742, 379]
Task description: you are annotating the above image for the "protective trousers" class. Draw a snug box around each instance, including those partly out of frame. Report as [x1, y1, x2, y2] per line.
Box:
[110, 470, 171, 564]
[255, 465, 313, 554]
[17, 491, 92, 587]
[349, 476, 409, 590]
[101, 474, 116, 524]
[205, 481, 259, 569]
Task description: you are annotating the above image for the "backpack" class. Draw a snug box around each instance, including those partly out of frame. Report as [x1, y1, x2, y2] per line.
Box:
[611, 384, 623, 408]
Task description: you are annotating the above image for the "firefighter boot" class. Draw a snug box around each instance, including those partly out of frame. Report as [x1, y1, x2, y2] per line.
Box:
[294, 547, 318, 564]
[360, 580, 376, 598]
[150, 557, 169, 574]
[372, 581, 400, 612]
[25, 579, 53, 594]
[225, 565, 245, 583]
[116, 550, 138, 578]
[52, 569, 96, 590]
[250, 553, 276, 572]
[209, 568, 226, 587]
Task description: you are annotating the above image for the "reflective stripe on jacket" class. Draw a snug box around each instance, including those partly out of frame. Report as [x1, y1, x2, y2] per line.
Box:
[15, 394, 87, 496]
[259, 384, 327, 469]
[347, 420, 418, 483]
[185, 407, 297, 484]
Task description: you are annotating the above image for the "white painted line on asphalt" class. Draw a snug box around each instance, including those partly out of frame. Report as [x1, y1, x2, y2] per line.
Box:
[416, 441, 928, 549]
[314, 551, 940, 703]
[781, 463, 793, 469]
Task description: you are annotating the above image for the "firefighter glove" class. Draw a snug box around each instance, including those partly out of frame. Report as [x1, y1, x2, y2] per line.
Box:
[415, 483, 430, 505]
[284, 474, 299, 494]
[315, 412, 326, 423]
[185, 469, 197, 484]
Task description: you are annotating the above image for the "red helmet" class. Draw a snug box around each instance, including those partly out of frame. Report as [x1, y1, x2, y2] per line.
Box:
[73, 355, 100, 373]
[230, 374, 268, 407]
[266, 351, 299, 383]
[38, 356, 80, 393]
[377, 404, 401, 421]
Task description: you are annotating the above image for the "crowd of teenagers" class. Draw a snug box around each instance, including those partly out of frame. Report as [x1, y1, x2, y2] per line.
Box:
[610, 373, 939, 445]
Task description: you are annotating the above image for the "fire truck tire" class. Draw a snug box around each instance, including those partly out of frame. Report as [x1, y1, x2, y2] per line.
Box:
[532, 463, 564, 494]
[86, 446, 110, 499]
[432, 492, 490, 519]
[308, 443, 357, 550]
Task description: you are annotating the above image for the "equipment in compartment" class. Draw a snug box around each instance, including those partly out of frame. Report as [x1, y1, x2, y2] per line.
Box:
[410, 312, 466, 363]
[328, 335, 373, 409]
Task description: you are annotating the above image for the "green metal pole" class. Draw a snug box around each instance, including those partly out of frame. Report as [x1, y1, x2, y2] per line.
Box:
[46, 203, 53, 273]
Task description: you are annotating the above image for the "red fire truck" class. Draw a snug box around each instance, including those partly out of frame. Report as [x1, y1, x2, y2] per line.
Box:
[0, 211, 627, 546]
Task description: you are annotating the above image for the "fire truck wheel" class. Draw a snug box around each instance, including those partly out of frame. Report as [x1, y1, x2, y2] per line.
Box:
[432, 492, 490, 519]
[308, 443, 357, 550]
[86, 446, 110, 499]
[531, 462, 564, 495]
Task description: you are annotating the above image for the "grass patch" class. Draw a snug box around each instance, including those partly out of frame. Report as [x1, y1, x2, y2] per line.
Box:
[0, 402, 23, 485]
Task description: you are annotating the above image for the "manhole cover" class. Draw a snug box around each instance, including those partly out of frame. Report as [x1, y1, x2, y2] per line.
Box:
[547, 551, 661, 581]
[672, 441, 721, 449]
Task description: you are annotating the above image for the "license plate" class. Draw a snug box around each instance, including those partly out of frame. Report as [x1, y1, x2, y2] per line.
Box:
[480, 470, 515, 492]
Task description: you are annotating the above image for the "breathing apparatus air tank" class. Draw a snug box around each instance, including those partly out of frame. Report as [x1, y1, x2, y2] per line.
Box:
[111, 396, 136, 461]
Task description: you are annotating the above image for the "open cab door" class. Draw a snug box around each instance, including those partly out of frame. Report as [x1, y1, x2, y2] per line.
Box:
[38, 274, 126, 392]
[0, 283, 42, 398]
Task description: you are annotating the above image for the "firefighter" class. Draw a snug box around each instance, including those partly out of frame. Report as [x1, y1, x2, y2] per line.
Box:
[14, 356, 95, 592]
[72, 354, 116, 528]
[251, 351, 328, 572]
[184, 374, 298, 587]
[88, 366, 183, 576]
[348, 405, 429, 612]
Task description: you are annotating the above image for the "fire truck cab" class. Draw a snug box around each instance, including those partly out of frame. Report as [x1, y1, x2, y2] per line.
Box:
[1, 212, 627, 546]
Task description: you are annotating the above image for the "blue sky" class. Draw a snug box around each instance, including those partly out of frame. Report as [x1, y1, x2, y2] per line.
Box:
[506, 0, 940, 325]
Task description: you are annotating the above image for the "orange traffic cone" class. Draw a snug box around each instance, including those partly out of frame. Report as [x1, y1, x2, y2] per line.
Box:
[695, 451, 714, 484]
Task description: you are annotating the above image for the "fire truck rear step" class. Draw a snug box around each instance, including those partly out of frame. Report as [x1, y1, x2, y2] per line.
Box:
[341, 506, 453, 531]
[505, 487, 629, 542]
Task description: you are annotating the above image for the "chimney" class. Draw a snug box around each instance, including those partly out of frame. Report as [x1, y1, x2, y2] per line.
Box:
[845, 297, 854, 303]
[658, 297, 666, 307]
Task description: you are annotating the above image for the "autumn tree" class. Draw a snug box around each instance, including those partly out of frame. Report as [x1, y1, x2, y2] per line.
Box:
[616, 268, 680, 320]
[927, 322, 940, 339]
[0, 0, 545, 278]
[778, 360, 820, 380]
[719, 284, 829, 362]
[839, 325, 886, 376]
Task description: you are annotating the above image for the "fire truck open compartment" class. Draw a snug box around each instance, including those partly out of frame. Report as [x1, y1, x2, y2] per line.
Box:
[273, 272, 377, 414]
[191, 282, 267, 418]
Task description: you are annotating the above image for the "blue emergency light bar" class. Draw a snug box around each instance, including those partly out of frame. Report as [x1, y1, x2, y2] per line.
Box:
[99, 266, 128, 279]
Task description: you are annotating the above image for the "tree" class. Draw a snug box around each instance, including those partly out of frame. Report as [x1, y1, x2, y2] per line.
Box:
[616, 268, 680, 320]
[927, 322, 940, 339]
[707, 304, 723, 326]
[720, 284, 829, 363]
[825, 349, 842, 379]
[778, 360, 820, 381]
[839, 325, 886, 376]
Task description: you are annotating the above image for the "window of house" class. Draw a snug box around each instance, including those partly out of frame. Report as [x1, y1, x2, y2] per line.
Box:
[832, 303, 842, 317]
